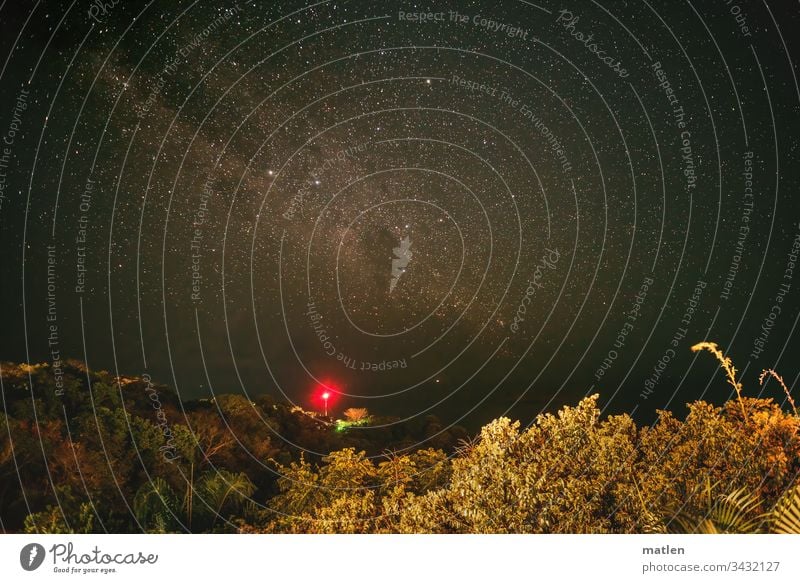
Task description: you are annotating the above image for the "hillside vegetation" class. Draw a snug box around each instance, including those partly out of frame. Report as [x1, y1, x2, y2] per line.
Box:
[2, 345, 799, 533]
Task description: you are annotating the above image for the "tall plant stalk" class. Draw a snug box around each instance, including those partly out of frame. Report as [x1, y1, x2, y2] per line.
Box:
[691, 342, 747, 421]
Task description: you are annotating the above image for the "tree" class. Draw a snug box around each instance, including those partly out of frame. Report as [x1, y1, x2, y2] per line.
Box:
[132, 470, 256, 533]
[133, 477, 182, 533]
[343, 408, 370, 423]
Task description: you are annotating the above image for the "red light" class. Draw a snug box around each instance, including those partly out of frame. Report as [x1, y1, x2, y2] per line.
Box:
[315, 383, 339, 417]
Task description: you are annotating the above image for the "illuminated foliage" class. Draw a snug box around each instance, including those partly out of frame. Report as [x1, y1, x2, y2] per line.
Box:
[639, 397, 800, 521]
[343, 408, 370, 423]
[398, 396, 643, 533]
[265, 448, 450, 533]
[3, 357, 799, 533]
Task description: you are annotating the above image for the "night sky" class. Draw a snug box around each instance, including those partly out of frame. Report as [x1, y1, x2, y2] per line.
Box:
[1, 0, 799, 431]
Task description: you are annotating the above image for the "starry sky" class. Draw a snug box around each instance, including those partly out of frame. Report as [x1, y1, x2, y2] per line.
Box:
[1, 0, 799, 430]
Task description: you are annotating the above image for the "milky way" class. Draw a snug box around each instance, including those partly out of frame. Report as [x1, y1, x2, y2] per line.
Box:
[1, 1, 799, 431]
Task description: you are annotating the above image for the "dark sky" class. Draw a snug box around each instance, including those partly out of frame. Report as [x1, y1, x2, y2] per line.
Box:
[1, 0, 799, 431]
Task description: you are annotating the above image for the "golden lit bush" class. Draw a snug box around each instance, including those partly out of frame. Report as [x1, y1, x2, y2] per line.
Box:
[398, 396, 645, 533]
[638, 397, 800, 526]
[265, 447, 449, 533]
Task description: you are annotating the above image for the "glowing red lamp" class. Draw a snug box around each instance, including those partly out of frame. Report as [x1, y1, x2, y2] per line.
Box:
[322, 391, 330, 416]
[314, 381, 339, 417]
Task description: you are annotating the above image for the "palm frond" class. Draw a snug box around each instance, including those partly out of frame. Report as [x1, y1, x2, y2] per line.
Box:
[770, 483, 800, 534]
[667, 484, 764, 534]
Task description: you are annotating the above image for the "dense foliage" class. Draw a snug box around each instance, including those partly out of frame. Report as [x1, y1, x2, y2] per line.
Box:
[2, 358, 799, 533]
